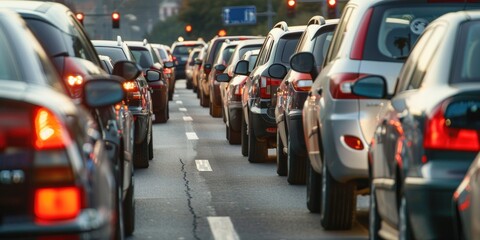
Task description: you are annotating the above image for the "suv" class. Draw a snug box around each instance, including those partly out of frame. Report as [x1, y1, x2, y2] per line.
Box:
[275, 17, 337, 185]
[240, 22, 305, 163]
[126, 39, 171, 123]
[296, 0, 478, 230]
[171, 39, 207, 80]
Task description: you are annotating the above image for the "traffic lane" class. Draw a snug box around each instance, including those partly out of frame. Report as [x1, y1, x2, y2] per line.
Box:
[129, 80, 368, 240]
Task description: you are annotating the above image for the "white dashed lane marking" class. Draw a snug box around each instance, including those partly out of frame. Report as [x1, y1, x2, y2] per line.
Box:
[195, 160, 212, 171]
[176, 100, 183, 104]
[207, 217, 240, 240]
[186, 132, 198, 140]
[179, 108, 187, 112]
[174, 94, 179, 98]
[183, 116, 193, 122]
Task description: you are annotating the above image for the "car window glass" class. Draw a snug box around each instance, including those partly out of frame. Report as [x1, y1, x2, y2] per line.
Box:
[256, 36, 273, 67]
[295, 28, 309, 52]
[0, 28, 20, 81]
[95, 47, 127, 63]
[326, 6, 354, 63]
[231, 45, 261, 65]
[312, 31, 334, 68]
[33, 41, 64, 92]
[66, 16, 99, 64]
[248, 55, 258, 72]
[173, 44, 204, 55]
[24, 19, 67, 57]
[130, 48, 153, 68]
[276, 35, 300, 65]
[151, 47, 161, 63]
[159, 48, 168, 60]
[453, 21, 480, 84]
[218, 45, 237, 66]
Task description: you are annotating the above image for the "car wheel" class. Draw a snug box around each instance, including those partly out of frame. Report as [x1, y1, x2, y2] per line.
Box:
[320, 161, 356, 230]
[306, 163, 322, 213]
[399, 194, 413, 240]
[287, 136, 307, 185]
[211, 104, 222, 118]
[186, 80, 193, 89]
[148, 129, 153, 160]
[200, 90, 209, 107]
[133, 135, 149, 168]
[276, 131, 287, 176]
[114, 184, 125, 240]
[228, 126, 240, 144]
[123, 175, 135, 236]
[241, 114, 248, 156]
[369, 181, 381, 240]
[247, 114, 267, 163]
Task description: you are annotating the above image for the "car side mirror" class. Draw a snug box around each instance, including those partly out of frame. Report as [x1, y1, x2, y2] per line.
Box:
[234, 60, 249, 76]
[83, 76, 125, 107]
[351, 76, 388, 99]
[214, 64, 226, 72]
[268, 63, 287, 79]
[112, 60, 142, 80]
[164, 61, 174, 68]
[290, 52, 317, 79]
[216, 73, 230, 82]
[145, 70, 161, 82]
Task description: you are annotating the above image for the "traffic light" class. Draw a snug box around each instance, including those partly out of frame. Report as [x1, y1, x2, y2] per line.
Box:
[286, 0, 296, 17]
[75, 12, 84, 25]
[327, 0, 337, 19]
[112, 11, 120, 29]
[218, 29, 227, 37]
[185, 24, 192, 34]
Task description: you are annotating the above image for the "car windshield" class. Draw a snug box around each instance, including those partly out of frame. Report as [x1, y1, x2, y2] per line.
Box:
[95, 46, 127, 63]
[452, 20, 480, 84]
[173, 44, 204, 56]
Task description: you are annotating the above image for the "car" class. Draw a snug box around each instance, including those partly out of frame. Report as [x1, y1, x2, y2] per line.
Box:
[217, 49, 260, 146]
[99, 54, 115, 74]
[275, 16, 337, 185]
[357, 9, 480, 240]
[185, 47, 202, 90]
[0, 9, 123, 238]
[292, 0, 480, 231]
[126, 39, 171, 123]
[171, 39, 207, 80]
[240, 23, 305, 163]
[208, 40, 239, 117]
[152, 43, 176, 98]
[192, 45, 208, 94]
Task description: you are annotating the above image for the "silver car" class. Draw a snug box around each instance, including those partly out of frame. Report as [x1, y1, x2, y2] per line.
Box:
[297, 0, 472, 230]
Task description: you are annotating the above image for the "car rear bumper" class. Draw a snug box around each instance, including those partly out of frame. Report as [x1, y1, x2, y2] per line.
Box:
[151, 87, 167, 113]
[250, 105, 276, 140]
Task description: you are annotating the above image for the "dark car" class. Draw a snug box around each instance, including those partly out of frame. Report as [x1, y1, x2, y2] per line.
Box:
[185, 47, 202, 90]
[152, 43, 176, 99]
[362, 9, 480, 240]
[239, 23, 305, 163]
[171, 39, 206, 80]
[0, 9, 123, 238]
[275, 17, 337, 184]
[126, 39, 171, 122]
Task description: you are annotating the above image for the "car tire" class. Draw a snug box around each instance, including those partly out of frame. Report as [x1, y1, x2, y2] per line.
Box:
[241, 114, 248, 156]
[320, 161, 356, 230]
[228, 126, 240, 144]
[399, 194, 413, 240]
[123, 176, 135, 236]
[247, 114, 267, 163]
[287, 136, 307, 185]
[276, 131, 287, 176]
[156, 108, 168, 123]
[369, 181, 381, 240]
[211, 104, 222, 118]
[133, 136, 149, 168]
[200, 90, 209, 107]
[114, 184, 125, 240]
[148, 130, 153, 160]
[186, 80, 193, 89]
[306, 163, 322, 213]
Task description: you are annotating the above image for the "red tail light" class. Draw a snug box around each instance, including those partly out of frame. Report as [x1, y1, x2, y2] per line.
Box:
[424, 104, 480, 152]
[350, 8, 374, 60]
[66, 75, 83, 87]
[232, 83, 244, 101]
[260, 76, 282, 99]
[34, 108, 71, 150]
[34, 187, 82, 222]
[164, 68, 172, 74]
[329, 73, 368, 99]
[292, 79, 313, 91]
[343, 135, 364, 150]
[123, 80, 141, 100]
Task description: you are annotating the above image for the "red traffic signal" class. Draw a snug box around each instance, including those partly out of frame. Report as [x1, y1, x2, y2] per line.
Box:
[326, 0, 337, 19]
[327, 0, 336, 7]
[185, 24, 192, 33]
[112, 11, 120, 29]
[286, 0, 296, 17]
[218, 29, 227, 37]
[75, 12, 84, 25]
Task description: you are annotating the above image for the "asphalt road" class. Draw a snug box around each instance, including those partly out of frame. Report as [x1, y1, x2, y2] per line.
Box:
[127, 80, 369, 240]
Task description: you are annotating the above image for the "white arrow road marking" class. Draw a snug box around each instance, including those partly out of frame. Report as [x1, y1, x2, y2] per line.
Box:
[186, 132, 198, 140]
[183, 116, 193, 122]
[176, 100, 183, 104]
[208, 217, 239, 240]
[179, 108, 187, 112]
[195, 160, 212, 171]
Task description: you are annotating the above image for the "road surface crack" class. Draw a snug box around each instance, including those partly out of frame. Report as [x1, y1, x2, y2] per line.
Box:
[180, 158, 201, 240]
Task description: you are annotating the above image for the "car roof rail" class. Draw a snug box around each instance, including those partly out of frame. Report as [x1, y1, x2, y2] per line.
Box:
[116, 35, 122, 46]
[143, 38, 148, 46]
[308, 16, 326, 26]
[273, 21, 288, 31]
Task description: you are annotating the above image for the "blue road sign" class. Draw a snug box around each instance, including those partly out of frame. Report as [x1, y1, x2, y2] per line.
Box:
[222, 6, 256, 26]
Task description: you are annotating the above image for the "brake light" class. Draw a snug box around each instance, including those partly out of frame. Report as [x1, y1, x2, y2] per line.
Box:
[123, 80, 141, 100]
[424, 103, 480, 152]
[66, 75, 83, 87]
[351, 8, 373, 60]
[260, 76, 282, 99]
[34, 108, 70, 150]
[329, 73, 368, 99]
[343, 135, 364, 150]
[164, 68, 172, 74]
[292, 79, 313, 91]
[34, 187, 82, 222]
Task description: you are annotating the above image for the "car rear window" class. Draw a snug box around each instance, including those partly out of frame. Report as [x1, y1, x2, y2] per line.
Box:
[173, 44, 204, 56]
[365, 4, 466, 62]
[452, 21, 480, 84]
[24, 19, 67, 58]
[130, 47, 153, 69]
[0, 27, 20, 81]
[217, 45, 237, 65]
[275, 33, 301, 65]
[95, 46, 127, 63]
